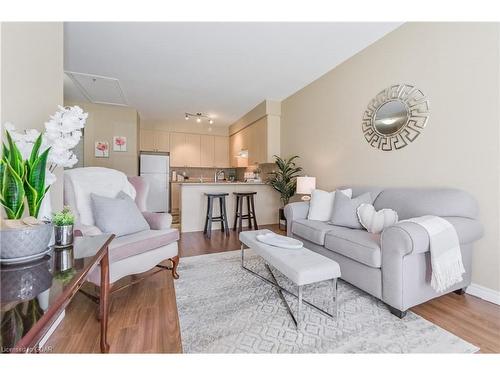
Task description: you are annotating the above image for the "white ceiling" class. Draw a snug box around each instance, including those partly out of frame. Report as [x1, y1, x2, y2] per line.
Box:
[64, 22, 401, 126]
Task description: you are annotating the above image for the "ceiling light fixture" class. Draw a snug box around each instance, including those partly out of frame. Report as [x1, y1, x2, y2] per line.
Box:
[184, 112, 214, 126]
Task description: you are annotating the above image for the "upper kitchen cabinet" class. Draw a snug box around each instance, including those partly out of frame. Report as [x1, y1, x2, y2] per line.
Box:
[140, 129, 156, 151]
[171, 132, 229, 168]
[139, 129, 170, 152]
[156, 130, 170, 152]
[200, 134, 215, 167]
[213, 136, 230, 168]
[228, 100, 280, 167]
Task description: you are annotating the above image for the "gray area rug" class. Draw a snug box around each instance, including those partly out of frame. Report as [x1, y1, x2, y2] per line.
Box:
[175, 249, 478, 353]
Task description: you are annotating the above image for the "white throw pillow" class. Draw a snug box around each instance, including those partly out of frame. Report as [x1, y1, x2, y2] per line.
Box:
[307, 188, 352, 221]
[356, 203, 398, 234]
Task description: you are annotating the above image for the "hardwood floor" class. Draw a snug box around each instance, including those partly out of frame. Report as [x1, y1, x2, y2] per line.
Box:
[46, 224, 500, 353]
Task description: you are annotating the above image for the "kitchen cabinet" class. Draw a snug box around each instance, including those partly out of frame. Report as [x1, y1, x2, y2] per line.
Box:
[229, 116, 271, 167]
[156, 130, 170, 152]
[200, 135, 215, 167]
[185, 134, 201, 167]
[170, 133, 201, 167]
[139, 129, 170, 152]
[171, 182, 180, 212]
[140, 129, 156, 151]
[214, 136, 230, 168]
[170, 132, 229, 168]
[170, 132, 187, 167]
[229, 131, 248, 168]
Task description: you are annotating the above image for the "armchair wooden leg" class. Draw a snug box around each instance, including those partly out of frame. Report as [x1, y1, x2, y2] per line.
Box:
[170, 256, 180, 279]
[454, 287, 467, 295]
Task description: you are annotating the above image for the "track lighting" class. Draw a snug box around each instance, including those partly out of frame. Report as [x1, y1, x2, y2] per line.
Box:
[184, 112, 215, 126]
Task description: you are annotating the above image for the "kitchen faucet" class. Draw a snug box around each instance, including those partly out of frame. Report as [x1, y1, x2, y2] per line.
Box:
[214, 169, 224, 182]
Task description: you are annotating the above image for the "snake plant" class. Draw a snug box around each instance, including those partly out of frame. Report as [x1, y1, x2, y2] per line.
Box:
[0, 131, 50, 219]
[0, 131, 26, 219]
[266, 155, 303, 207]
[24, 134, 51, 218]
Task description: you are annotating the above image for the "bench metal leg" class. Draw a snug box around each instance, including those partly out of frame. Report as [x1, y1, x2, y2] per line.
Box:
[332, 278, 338, 318]
[297, 285, 302, 330]
[240, 243, 337, 330]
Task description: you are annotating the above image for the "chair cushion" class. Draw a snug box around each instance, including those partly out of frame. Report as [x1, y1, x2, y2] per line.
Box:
[109, 228, 180, 262]
[91, 191, 150, 237]
[324, 226, 382, 268]
[291, 219, 336, 246]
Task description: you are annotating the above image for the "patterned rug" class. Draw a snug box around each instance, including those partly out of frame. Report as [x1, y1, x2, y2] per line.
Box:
[174, 249, 478, 353]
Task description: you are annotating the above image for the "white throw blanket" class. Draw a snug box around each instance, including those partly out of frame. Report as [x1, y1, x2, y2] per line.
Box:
[404, 215, 465, 292]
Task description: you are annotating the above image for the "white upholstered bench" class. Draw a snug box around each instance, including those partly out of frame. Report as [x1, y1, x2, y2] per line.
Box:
[239, 229, 341, 329]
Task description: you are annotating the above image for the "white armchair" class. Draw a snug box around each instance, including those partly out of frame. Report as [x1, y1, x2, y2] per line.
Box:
[64, 167, 179, 286]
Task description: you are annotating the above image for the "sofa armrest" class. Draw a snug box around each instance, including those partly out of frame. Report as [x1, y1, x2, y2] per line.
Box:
[142, 212, 173, 230]
[381, 222, 429, 256]
[381, 217, 484, 257]
[380, 217, 483, 311]
[284, 202, 309, 236]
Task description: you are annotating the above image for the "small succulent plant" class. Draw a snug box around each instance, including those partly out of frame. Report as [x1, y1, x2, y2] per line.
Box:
[52, 206, 75, 226]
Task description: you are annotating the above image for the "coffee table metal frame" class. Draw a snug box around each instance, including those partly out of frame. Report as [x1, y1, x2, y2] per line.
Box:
[240, 244, 338, 329]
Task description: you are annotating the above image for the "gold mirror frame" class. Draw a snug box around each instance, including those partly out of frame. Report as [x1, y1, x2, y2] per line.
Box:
[362, 84, 430, 151]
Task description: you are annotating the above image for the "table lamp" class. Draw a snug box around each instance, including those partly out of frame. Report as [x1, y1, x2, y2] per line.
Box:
[296, 176, 316, 201]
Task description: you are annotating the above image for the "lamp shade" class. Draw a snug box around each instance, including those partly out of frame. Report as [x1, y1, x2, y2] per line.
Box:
[296, 176, 316, 195]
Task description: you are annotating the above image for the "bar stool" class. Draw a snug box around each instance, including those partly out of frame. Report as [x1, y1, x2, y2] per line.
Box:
[204, 193, 230, 238]
[233, 192, 258, 232]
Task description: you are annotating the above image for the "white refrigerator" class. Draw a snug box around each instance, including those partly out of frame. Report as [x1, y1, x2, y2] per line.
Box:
[139, 153, 170, 213]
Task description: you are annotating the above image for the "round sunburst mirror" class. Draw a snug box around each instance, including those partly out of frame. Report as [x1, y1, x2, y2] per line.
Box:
[362, 84, 430, 151]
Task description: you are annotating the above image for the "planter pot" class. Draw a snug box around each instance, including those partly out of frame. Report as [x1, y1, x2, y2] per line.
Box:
[54, 225, 73, 247]
[0, 223, 53, 261]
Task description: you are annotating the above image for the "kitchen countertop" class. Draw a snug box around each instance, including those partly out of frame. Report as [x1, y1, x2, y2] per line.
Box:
[178, 181, 266, 186]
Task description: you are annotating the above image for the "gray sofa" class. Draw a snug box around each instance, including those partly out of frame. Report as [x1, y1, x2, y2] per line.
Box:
[284, 187, 483, 318]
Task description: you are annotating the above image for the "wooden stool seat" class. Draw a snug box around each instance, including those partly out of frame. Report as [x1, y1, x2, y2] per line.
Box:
[204, 193, 230, 238]
[233, 192, 258, 232]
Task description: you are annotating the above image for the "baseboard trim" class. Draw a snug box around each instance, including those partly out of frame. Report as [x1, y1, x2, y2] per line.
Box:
[466, 283, 500, 305]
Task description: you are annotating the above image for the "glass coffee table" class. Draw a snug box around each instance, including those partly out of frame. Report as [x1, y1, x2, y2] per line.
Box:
[1, 234, 114, 353]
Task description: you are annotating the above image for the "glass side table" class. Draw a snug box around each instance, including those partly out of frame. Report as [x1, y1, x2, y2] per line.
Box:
[1, 234, 114, 353]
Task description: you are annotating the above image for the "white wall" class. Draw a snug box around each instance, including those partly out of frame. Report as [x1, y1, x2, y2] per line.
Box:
[281, 23, 500, 292]
[65, 101, 140, 176]
[1, 22, 64, 211]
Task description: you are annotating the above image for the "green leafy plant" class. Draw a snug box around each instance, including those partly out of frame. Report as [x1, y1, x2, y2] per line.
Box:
[52, 206, 74, 226]
[24, 135, 51, 218]
[266, 155, 303, 207]
[0, 130, 51, 219]
[0, 132, 26, 219]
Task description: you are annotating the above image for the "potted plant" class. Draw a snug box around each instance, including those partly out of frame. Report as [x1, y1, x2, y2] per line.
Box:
[0, 131, 53, 260]
[0, 106, 87, 262]
[52, 206, 75, 247]
[266, 155, 303, 224]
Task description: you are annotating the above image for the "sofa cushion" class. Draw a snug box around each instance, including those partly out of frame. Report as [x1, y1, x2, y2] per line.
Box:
[324, 226, 382, 268]
[307, 188, 352, 221]
[292, 219, 336, 246]
[329, 191, 372, 229]
[109, 228, 180, 262]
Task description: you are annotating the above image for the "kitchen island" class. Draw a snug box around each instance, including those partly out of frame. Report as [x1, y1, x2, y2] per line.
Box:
[179, 182, 281, 233]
